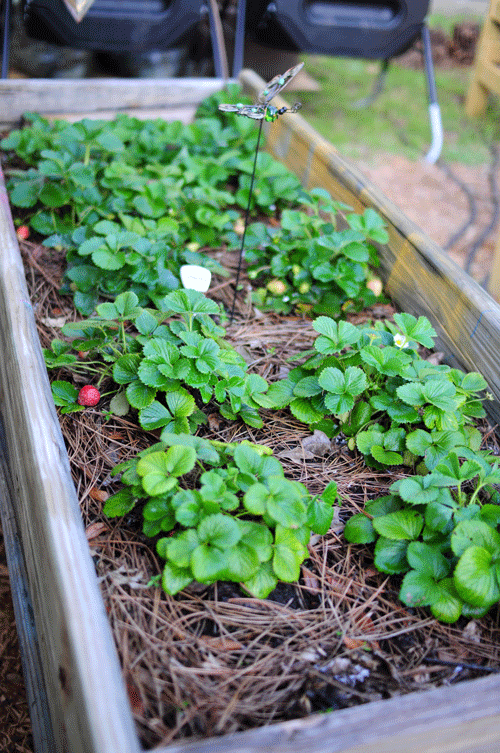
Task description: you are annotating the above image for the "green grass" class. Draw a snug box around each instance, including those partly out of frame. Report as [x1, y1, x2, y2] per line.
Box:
[427, 13, 481, 36]
[296, 19, 499, 166]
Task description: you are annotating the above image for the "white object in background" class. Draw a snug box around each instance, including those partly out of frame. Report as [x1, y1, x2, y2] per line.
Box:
[180, 265, 212, 293]
[62, 0, 97, 22]
[423, 103, 443, 165]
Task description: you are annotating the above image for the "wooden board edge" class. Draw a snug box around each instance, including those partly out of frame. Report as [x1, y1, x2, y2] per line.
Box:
[0, 414, 57, 753]
[0, 167, 141, 753]
[0, 77, 226, 123]
[156, 671, 500, 753]
[239, 68, 500, 426]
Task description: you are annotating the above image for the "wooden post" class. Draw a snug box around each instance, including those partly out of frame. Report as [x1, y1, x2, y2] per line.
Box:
[465, 0, 500, 116]
[488, 232, 500, 300]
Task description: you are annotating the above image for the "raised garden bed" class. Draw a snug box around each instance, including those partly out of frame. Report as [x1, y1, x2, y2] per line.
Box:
[1, 71, 500, 753]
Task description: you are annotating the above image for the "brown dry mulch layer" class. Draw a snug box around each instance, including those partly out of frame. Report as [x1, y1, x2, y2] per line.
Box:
[3, 241, 499, 750]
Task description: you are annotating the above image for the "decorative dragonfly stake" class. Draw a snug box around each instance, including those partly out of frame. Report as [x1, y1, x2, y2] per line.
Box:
[218, 62, 304, 321]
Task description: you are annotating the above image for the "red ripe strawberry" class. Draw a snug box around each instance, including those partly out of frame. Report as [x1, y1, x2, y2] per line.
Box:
[77, 385, 101, 407]
[16, 225, 30, 240]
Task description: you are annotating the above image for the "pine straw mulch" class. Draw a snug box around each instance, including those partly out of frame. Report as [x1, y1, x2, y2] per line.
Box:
[10, 240, 500, 749]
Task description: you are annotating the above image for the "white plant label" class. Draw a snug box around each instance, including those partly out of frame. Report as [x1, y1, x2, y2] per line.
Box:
[180, 264, 212, 293]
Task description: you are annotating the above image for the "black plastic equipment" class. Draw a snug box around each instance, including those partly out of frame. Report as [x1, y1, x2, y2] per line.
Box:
[21, 0, 203, 53]
[237, 0, 442, 163]
[245, 0, 430, 59]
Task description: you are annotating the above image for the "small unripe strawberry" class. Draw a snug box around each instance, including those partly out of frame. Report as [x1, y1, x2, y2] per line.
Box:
[367, 277, 383, 297]
[16, 225, 30, 240]
[266, 279, 287, 296]
[77, 385, 101, 407]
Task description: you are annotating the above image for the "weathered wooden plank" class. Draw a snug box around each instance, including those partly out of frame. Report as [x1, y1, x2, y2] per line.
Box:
[488, 229, 500, 299]
[0, 417, 56, 753]
[0, 78, 226, 125]
[465, 1, 500, 115]
[474, 59, 500, 98]
[43, 106, 200, 124]
[158, 672, 500, 753]
[240, 68, 500, 426]
[0, 166, 141, 753]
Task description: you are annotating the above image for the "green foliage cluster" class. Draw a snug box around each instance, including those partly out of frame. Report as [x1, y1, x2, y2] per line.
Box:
[44, 289, 267, 428]
[345, 451, 500, 622]
[242, 188, 386, 316]
[2, 99, 383, 320]
[1, 109, 301, 315]
[256, 308, 500, 622]
[258, 312, 487, 469]
[9, 104, 499, 619]
[104, 433, 338, 598]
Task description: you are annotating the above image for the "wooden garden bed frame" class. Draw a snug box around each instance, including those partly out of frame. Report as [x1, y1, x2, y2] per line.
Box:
[1, 73, 500, 753]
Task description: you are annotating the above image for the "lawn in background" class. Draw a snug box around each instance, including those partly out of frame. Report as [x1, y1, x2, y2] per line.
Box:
[298, 14, 499, 165]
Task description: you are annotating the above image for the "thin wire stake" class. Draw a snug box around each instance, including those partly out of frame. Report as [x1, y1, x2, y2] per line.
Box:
[229, 118, 263, 322]
[219, 63, 304, 320]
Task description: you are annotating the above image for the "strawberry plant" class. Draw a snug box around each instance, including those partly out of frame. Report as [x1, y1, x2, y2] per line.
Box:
[104, 433, 339, 598]
[8, 103, 498, 621]
[50, 380, 86, 414]
[344, 450, 500, 622]
[2, 110, 383, 319]
[44, 289, 268, 430]
[2, 111, 303, 315]
[257, 312, 488, 469]
[239, 188, 386, 316]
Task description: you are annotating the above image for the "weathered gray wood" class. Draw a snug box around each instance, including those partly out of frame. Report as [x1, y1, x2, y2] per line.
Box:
[240, 68, 500, 426]
[159, 671, 500, 753]
[0, 416, 56, 753]
[0, 166, 141, 753]
[43, 106, 201, 124]
[0, 78, 226, 125]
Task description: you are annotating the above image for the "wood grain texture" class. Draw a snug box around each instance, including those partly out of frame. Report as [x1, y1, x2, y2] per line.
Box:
[465, 0, 499, 115]
[43, 106, 200, 124]
[158, 672, 500, 753]
[240, 68, 500, 426]
[0, 416, 56, 753]
[0, 166, 141, 753]
[0, 78, 225, 125]
[488, 227, 500, 299]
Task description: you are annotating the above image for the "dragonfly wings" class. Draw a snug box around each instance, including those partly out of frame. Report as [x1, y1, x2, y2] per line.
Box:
[257, 62, 304, 104]
[218, 62, 304, 121]
[218, 104, 267, 119]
